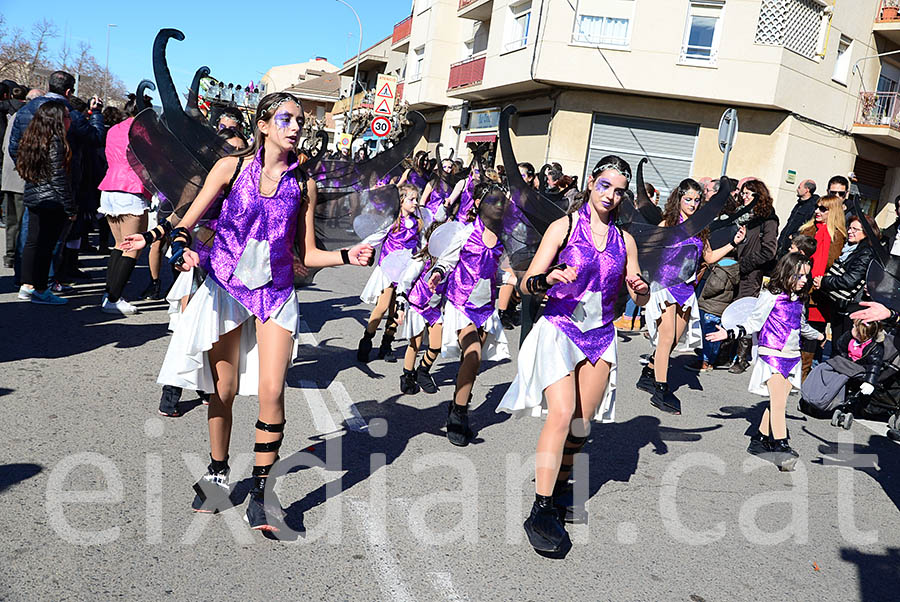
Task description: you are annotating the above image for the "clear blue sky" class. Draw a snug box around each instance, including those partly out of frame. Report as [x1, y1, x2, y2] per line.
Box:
[3, 0, 413, 99]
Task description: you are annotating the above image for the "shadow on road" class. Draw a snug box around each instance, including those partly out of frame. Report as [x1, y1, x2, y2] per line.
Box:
[0, 463, 43, 494]
[839, 547, 900, 602]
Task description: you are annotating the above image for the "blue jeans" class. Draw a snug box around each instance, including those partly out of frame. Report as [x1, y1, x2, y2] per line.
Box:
[699, 310, 723, 365]
[13, 207, 29, 285]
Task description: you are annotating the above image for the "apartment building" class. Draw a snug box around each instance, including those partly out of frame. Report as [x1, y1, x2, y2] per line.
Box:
[376, 0, 900, 224]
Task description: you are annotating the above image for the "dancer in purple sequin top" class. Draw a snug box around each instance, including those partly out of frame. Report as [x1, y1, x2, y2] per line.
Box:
[357, 184, 424, 363]
[498, 156, 649, 554]
[128, 94, 373, 531]
[708, 252, 823, 471]
[640, 178, 746, 416]
[422, 159, 466, 221]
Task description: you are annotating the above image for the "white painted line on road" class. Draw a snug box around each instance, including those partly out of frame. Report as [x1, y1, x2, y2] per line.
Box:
[349, 501, 414, 602]
[328, 381, 368, 432]
[428, 572, 468, 602]
[298, 319, 318, 347]
[299, 379, 339, 434]
[855, 418, 900, 444]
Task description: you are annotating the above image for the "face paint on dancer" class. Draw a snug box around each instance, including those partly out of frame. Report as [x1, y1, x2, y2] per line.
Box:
[590, 171, 628, 215]
[680, 188, 702, 218]
[477, 187, 509, 235]
[259, 100, 303, 152]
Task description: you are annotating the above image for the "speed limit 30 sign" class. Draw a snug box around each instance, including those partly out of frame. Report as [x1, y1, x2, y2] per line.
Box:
[371, 116, 392, 138]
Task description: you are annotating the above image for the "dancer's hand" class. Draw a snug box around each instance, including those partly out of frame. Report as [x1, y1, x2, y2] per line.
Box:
[546, 265, 577, 286]
[733, 225, 746, 245]
[706, 325, 728, 342]
[850, 301, 891, 323]
[347, 243, 374, 266]
[121, 234, 147, 252]
[427, 272, 442, 291]
[177, 249, 199, 271]
[626, 275, 649, 295]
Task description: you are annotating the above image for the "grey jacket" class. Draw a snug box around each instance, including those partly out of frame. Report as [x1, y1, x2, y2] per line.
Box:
[1, 120, 24, 193]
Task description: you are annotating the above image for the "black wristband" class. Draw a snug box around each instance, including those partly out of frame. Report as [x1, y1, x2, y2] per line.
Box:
[171, 226, 192, 246]
[526, 273, 550, 295]
[141, 231, 155, 246]
[341, 249, 351, 265]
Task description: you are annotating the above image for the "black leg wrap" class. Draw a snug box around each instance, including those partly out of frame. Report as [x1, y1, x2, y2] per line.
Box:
[255, 419, 285, 433]
[253, 420, 285, 454]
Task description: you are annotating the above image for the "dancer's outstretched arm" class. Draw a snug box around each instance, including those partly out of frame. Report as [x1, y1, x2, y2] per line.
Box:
[300, 182, 373, 268]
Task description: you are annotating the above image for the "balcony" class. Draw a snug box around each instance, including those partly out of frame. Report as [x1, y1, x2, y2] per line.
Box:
[396, 82, 404, 102]
[677, 44, 718, 68]
[392, 15, 412, 50]
[852, 91, 900, 148]
[448, 54, 486, 91]
[874, 1, 900, 46]
[458, 0, 493, 21]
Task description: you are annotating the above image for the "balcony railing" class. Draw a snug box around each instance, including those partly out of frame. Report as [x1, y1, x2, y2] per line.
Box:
[448, 54, 486, 90]
[459, 0, 479, 8]
[855, 91, 900, 130]
[678, 44, 718, 66]
[392, 15, 412, 45]
[877, 1, 900, 22]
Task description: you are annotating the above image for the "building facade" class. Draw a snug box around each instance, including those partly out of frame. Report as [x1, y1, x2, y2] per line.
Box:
[376, 0, 900, 224]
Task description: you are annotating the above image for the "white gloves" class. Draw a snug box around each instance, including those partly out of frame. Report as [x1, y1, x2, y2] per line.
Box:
[859, 382, 874, 396]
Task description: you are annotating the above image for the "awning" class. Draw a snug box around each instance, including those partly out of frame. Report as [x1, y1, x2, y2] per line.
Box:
[464, 132, 497, 143]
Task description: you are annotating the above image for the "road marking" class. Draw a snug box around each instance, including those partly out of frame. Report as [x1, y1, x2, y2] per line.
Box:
[349, 501, 414, 602]
[298, 379, 339, 434]
[855, 418, 900, 445]
[298, 319, 318, 347]
[428, 572, 468, 602]
[328, 381, 368, 432]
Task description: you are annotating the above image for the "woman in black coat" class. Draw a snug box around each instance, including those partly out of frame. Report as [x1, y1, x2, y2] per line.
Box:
[15, 101, 77, 305]
[816, 215, 879, 344]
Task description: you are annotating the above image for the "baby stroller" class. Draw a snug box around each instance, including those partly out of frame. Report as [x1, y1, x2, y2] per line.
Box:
[799, 327, 900, 430]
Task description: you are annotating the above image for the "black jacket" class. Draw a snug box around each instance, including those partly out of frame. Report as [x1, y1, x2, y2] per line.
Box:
[820, 240, 876, 310]
[882, 219, 900, 255]
[736, 213, 779, 298]
[835, 331, 885, 386]
[776, 194, 818, 256]
[22, 137, 75, 215]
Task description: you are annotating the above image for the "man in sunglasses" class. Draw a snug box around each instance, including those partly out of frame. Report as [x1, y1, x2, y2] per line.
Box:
[826, 174, 851, 221]
[776, 178, 818, 257]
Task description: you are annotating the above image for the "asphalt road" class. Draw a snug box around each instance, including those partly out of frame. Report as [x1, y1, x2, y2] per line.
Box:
[1, 245, 898, 602]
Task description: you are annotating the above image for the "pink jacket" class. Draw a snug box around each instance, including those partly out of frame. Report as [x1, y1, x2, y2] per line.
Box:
[98, 118, 148, 196]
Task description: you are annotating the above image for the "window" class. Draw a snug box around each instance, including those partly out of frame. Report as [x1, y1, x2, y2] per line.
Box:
[412, 46, 425, 81]
[573, 15, 631, 47]
[462, 21, 489, 60]
[680, 1, 724, 66]
[832, 35, 852, 85]
[505, 1, 532, 53]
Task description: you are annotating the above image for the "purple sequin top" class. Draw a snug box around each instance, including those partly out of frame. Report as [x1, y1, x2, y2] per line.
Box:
[426, 179, 453, 216]
[543, 204, 627, 364]
[659, 220, 702, 304]
[407, 257, 446, 326]
[207, 151, 303, 322]
[445, 217, 504, 328]
[758, 293, 803, 377]
[378, 216, 420, 267]
[455, 175, 476, 222]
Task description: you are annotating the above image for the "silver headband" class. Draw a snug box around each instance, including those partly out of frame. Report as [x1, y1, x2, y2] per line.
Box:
[596, 163, 632, 184]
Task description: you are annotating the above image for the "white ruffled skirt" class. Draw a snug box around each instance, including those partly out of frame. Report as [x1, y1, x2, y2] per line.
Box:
[497, 317, 617, 422]
[165, 269, 197, 332]
[748, 347, 801, 397]
[157, 277, 300, 396]
[440, 302, 510, 362]
[645, 288, 701, 351]
[399, 306, 441, 340]
[360, 265, 393, 304]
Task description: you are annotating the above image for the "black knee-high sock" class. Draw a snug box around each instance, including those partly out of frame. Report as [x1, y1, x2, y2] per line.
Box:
[105, 248, 123, 295]
[107, 255, 137, 302]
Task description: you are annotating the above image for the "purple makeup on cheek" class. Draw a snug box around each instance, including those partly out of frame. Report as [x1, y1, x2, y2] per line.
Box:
[595, 178, 611, 191]
[274, 112, 292, 130]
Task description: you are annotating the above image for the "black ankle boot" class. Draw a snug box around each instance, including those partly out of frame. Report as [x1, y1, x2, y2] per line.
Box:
[636, 365, 655, 393]
[357, 331, 374, 363]
[523, 497, 569, 553]
[552, 481, 588, 525]
[747, 432, 770, 456]
[158, 384, 183, 417]
[245, 476, 284, 532]
[140, 278, 162, 300]
[415, 364, 438, 394]
[378, 336, 397, 362]
[400, 369, 420, 394]
[500, 309, 517, 330]
[650, 381, 681, 414]
[768, 438, 799, 471]
[446, 401, 472, 447]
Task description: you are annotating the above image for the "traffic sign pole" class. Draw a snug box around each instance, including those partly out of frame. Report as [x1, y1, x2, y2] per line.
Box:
[718, 108, 738, 177]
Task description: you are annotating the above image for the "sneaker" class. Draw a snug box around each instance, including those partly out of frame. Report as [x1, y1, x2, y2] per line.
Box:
[17, 286, 33, 300]
[191, 466, 231, 513]
[49, 281, 73, 293]
[31, 289, 68, 305]
[101, 297, 138, 315]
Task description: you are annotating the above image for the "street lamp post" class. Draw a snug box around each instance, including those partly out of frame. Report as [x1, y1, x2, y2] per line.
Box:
[335, 0, 362, 134]
[104, 24, 117, 101]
